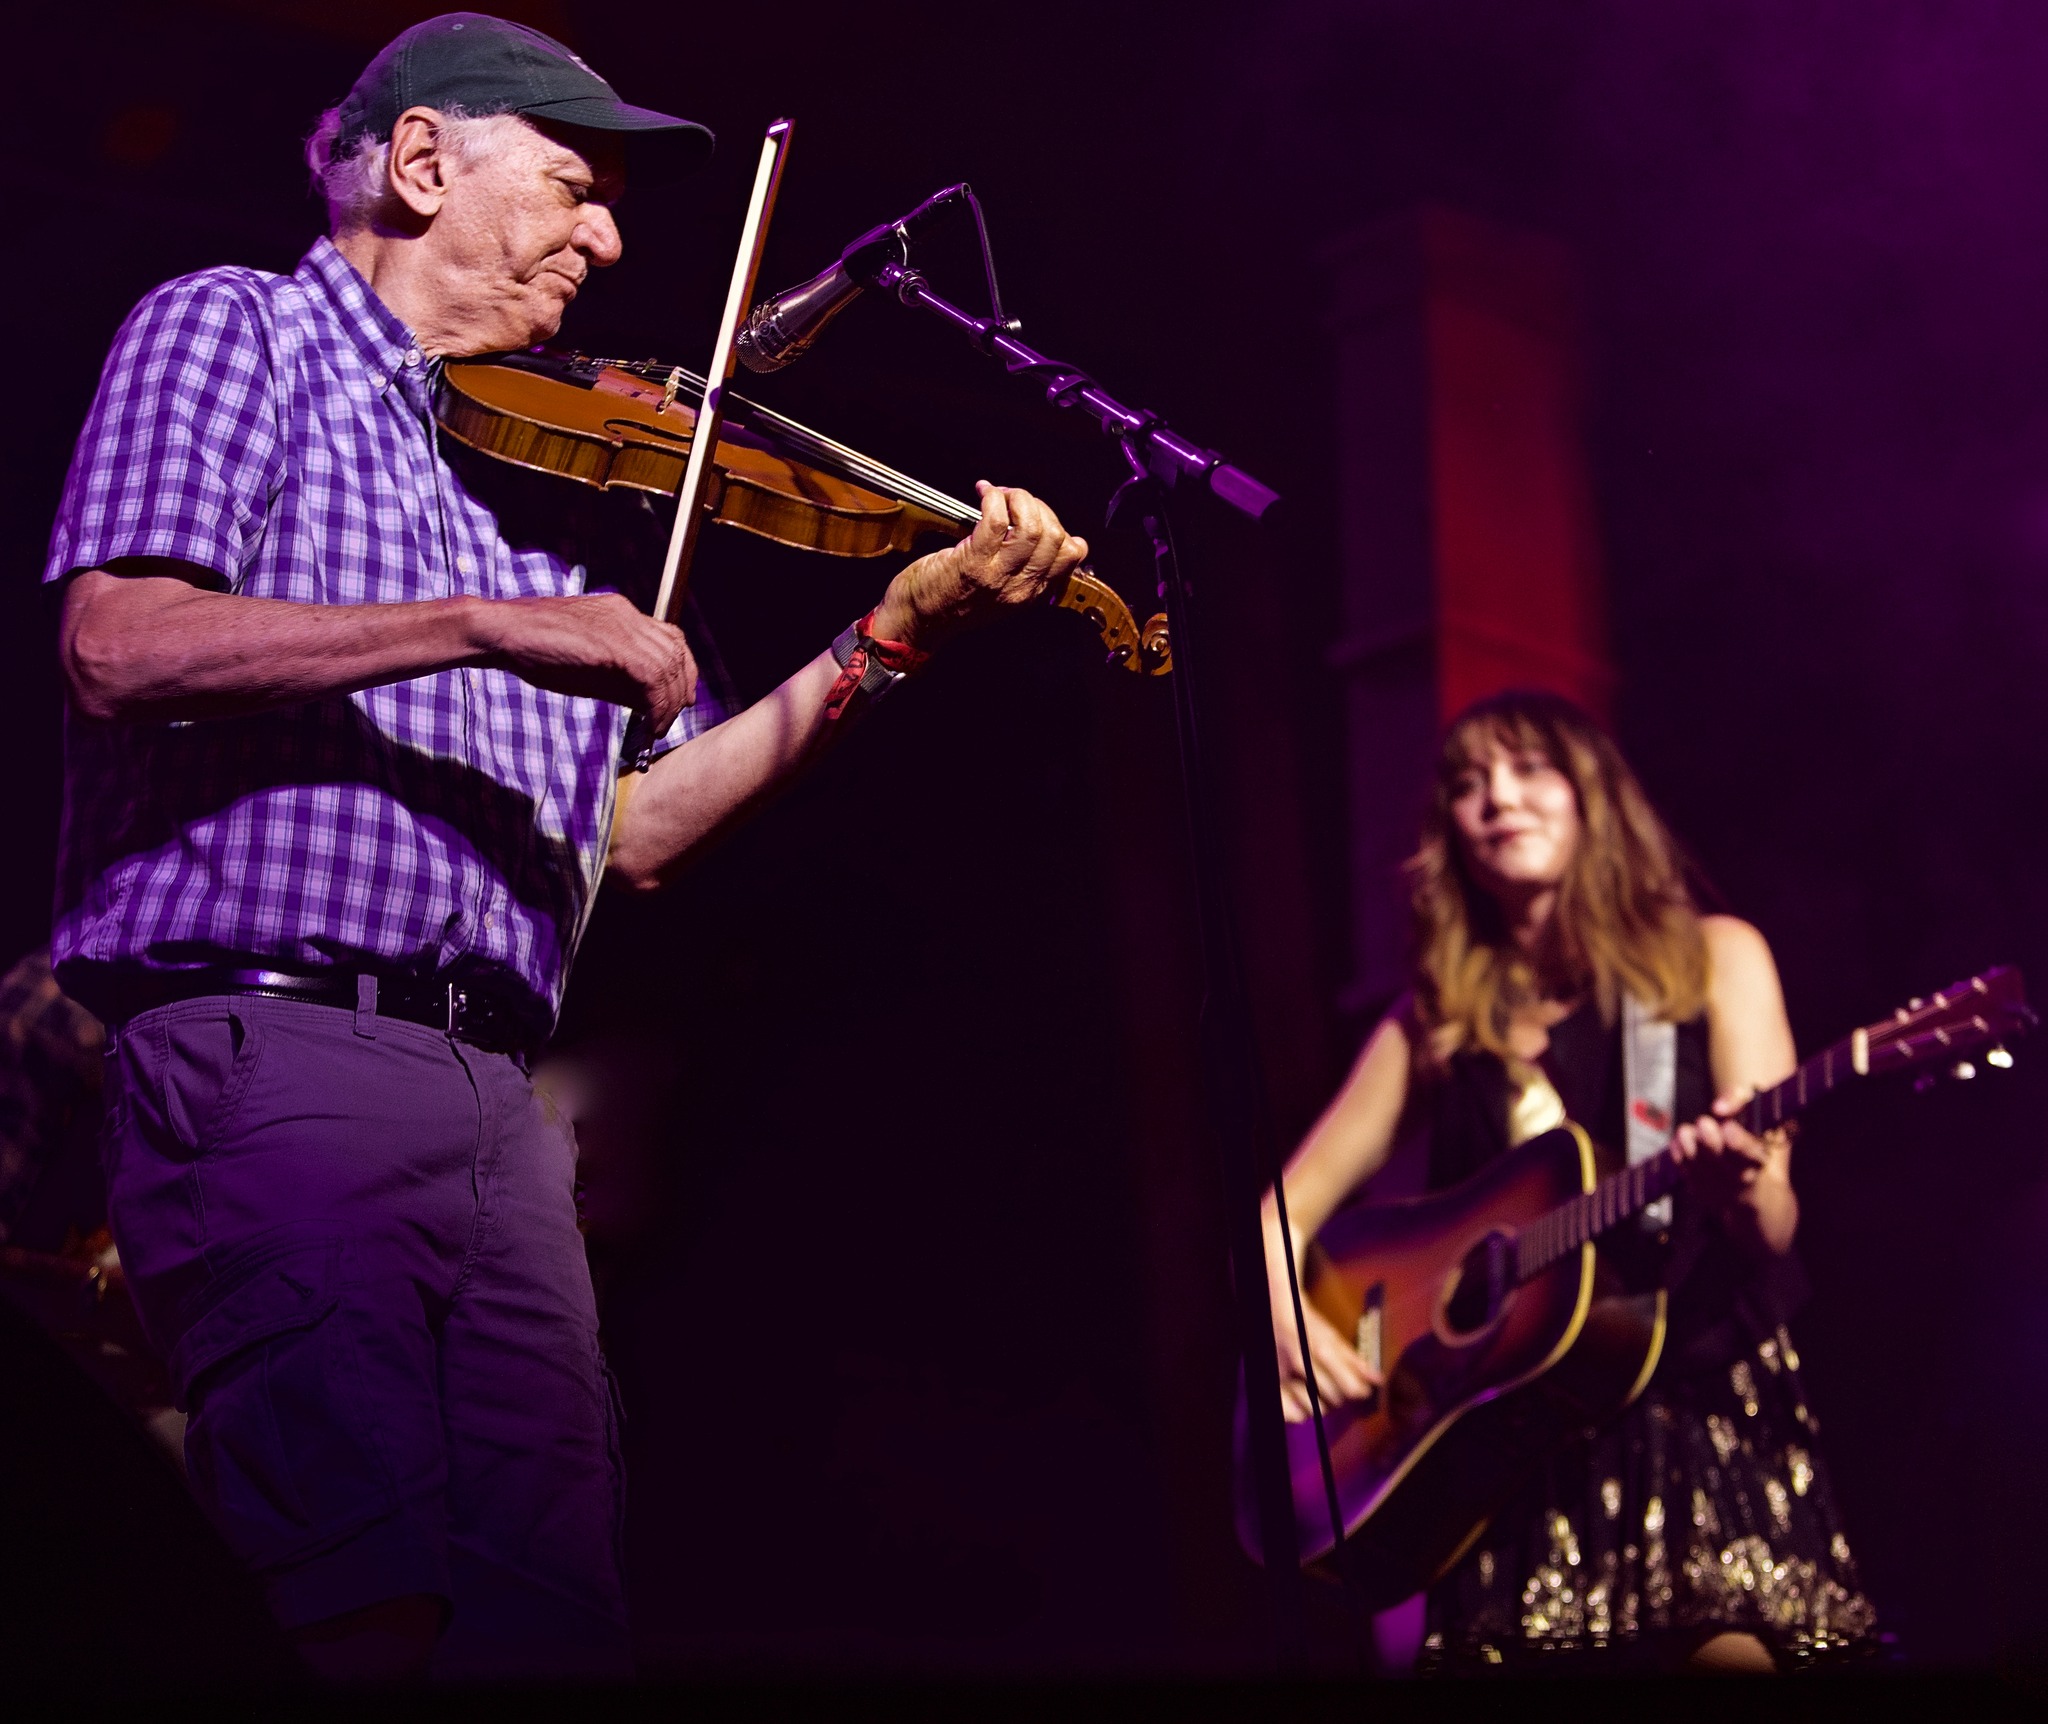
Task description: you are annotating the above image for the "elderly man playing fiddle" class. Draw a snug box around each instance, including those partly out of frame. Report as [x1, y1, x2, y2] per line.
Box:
[44, 13, 1084, 1683]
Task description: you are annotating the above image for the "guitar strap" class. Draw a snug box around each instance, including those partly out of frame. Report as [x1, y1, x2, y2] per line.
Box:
[1621, 994, 1677, 1231]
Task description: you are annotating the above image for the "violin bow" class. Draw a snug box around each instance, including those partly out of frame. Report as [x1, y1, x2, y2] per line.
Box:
[652, 117, 795, 629]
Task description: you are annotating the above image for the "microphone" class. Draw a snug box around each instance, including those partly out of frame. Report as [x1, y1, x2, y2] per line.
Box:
[737, 183, 971, 374]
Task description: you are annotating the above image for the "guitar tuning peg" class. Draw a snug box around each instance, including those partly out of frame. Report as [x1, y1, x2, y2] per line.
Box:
[1987, 1046, 2015, 1069]
[1951, 1059, 1977, 1081]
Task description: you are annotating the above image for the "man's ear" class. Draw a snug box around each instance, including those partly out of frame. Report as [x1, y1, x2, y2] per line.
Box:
[387, 106, 454, 220]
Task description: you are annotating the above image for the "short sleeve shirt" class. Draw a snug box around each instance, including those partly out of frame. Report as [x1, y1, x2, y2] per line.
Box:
[43, 238, 728, 1036]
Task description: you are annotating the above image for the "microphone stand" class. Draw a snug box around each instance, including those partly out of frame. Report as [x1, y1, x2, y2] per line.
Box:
[869, 260, 1279, 522]
[866, 260, 1324, 1663]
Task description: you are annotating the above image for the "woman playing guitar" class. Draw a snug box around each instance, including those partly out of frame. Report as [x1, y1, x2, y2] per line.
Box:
[1266, 689, 1878, 1671]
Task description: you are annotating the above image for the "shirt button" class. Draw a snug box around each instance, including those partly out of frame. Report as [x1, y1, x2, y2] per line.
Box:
[404, 348, 423, 368]
[369, 373, 386, 390]
[455, 557, 472, 573]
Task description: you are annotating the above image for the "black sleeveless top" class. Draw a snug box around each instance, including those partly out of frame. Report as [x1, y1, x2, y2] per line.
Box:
[1425, 999, 1806, 1377]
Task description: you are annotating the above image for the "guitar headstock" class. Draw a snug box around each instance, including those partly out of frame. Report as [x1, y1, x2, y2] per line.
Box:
[1860, 965, 2035, 1082]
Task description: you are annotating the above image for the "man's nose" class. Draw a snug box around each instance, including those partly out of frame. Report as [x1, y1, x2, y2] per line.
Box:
[577, 205, 623, 268]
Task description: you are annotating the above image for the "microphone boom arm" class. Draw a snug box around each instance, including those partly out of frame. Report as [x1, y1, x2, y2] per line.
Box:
[867, 260, 1279, 521]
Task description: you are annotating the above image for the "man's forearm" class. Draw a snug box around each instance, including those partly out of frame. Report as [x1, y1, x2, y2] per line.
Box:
[607, 650, 843, 890]
[63, 570, 492, 723]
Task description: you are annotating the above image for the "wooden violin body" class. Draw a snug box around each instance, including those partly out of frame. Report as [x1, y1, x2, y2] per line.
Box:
[438, 351, 1170, 673]
[440, 352, 953, 557]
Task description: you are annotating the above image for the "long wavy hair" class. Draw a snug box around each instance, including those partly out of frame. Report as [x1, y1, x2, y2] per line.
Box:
[1406, 688, 1707, 1067]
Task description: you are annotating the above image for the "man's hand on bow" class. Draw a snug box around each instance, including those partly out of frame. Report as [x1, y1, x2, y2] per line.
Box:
[476, 592, 699, 738]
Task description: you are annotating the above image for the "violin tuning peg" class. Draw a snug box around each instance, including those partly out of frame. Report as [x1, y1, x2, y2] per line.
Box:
[1951, 1059, 1977, 1081]
[1987, 1045, 2015, 1069]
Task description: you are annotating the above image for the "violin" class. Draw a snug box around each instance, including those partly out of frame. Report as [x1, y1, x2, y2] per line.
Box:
[435, 349, 1170, 674]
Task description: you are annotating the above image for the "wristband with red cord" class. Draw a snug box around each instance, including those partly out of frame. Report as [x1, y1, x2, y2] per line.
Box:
[824, 610, 931, 721]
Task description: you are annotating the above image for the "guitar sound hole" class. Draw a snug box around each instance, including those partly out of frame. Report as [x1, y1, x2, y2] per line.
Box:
[1443, 1232, 1511, 1337]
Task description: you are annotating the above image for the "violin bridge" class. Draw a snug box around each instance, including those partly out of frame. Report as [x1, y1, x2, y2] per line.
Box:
[658, 366, 683, 416]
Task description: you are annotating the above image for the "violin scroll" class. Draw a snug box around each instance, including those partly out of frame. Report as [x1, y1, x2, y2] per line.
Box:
[1139, 607, 1172, 675]
[1055, 569, 1171, 676]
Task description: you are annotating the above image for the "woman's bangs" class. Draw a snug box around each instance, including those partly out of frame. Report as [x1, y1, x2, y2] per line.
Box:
[1441, 709, 1557, 786]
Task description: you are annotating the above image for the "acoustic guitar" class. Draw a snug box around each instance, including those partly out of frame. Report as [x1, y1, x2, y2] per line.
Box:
[1237, 966, 2033, 1604]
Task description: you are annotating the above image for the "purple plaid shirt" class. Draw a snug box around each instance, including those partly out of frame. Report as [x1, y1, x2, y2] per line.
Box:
[44, 239, 726, 1032]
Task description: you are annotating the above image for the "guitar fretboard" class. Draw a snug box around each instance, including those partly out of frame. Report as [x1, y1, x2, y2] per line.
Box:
[1511, 1033, 1860, 1281]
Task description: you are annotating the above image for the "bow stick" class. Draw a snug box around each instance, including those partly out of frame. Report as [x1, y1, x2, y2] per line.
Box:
[654, 117, 794, 627]
[624, 118, 794, 772]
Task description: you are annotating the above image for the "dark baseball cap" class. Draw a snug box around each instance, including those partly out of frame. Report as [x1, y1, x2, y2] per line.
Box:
[333, 12, 713, 175]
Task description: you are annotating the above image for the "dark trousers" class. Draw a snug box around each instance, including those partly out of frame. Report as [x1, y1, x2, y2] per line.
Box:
[101, 994, 630, 1680]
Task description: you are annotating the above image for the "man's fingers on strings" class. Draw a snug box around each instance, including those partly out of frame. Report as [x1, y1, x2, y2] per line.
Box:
[991, 506, 1071, 599]
[1027, 534, 1088, 598]
[1020, 492, 1069, 556]
[1014, 508, 1071, 581]
[977, 490, 1039, 570]
[997, 485, 1068, 562]
[972, 479, 1015, 548]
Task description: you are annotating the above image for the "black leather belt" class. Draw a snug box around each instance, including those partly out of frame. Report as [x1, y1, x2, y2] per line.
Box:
[97, 967, 543, 1059]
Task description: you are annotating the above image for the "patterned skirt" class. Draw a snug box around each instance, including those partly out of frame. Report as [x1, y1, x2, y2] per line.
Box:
[1421, 1323, 1880, 1671]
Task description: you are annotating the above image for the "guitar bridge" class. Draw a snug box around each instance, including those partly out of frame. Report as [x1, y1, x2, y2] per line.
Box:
[1354, 1282, 1384, 1413]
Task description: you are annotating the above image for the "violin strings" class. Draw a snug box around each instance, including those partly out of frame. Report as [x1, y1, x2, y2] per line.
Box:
[747, 416, 977, 524]
[614, 357, 979, 527]
[639, 361, 966, 517]
[617, 360, 960, 512]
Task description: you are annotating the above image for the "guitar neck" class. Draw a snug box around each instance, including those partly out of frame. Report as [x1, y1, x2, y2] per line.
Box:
[1512, 1031, 1861, 1281]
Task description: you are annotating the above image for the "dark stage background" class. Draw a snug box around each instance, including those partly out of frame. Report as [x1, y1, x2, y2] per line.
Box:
[5, 0, 2047, 1673]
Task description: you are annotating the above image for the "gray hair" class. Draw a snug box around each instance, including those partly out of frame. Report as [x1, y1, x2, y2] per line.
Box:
[304, 104, 529, 232]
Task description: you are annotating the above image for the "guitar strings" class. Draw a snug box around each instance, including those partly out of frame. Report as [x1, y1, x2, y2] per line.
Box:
[1519, 1044, 1819, 1278]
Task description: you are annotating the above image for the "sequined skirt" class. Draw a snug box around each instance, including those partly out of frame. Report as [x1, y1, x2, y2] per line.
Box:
[1421, 1324, 1879, 1671]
